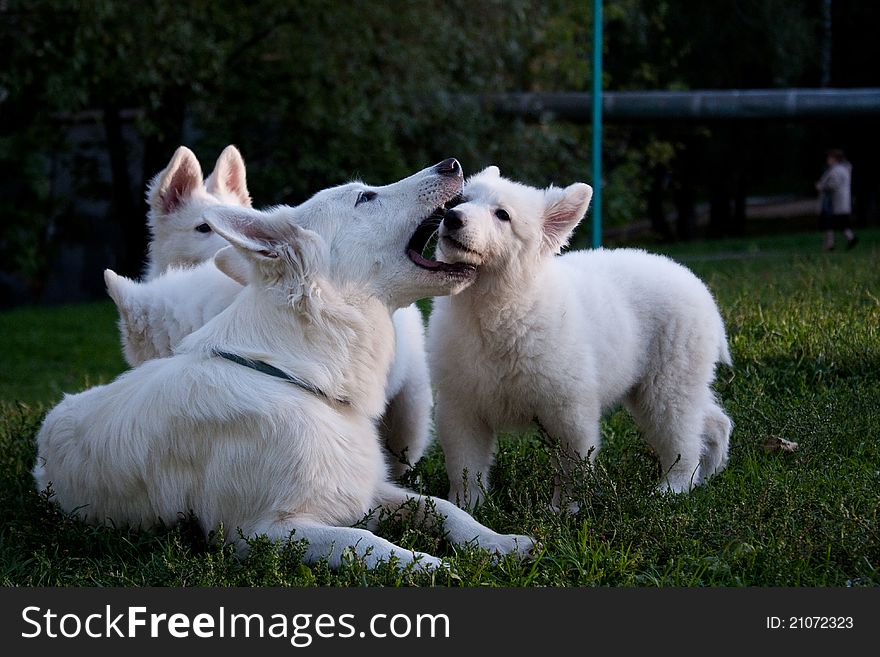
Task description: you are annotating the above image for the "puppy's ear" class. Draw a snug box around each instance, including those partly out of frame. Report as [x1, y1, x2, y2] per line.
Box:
[206, 145, 252, 208]
[203, 206, 326, 310]
[541, 183, 593, 254]
[474, 165, 500, 179]
[148, 146, 204, 216]
[213, 245, 250, 286]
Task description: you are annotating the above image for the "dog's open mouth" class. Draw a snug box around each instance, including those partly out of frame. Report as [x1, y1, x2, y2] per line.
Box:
[406, 199, 476, 276]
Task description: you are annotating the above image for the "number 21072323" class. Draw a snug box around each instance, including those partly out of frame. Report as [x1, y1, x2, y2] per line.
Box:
[766, 616, 853, 629]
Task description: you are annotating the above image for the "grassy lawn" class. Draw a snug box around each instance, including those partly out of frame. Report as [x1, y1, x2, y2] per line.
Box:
[1, 228, 878, 586]
[0, 301, 127, 404]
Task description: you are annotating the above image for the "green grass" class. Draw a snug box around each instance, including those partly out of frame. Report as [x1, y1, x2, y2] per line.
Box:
[0, 301, 127, 404]
[1, 228, 878, 586]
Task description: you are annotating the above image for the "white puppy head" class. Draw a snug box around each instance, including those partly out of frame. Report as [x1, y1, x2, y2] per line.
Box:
[436, 166, 593, 274]
[145, 145, 251, 278]
[204, 159, 476, 311]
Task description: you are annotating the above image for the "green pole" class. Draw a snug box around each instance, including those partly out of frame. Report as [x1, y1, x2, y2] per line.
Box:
[591, 0, 603, 248]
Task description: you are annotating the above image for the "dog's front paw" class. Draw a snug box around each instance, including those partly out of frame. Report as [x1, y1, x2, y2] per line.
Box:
[407, 551, 447, 573]
[477, 533, 538, 559]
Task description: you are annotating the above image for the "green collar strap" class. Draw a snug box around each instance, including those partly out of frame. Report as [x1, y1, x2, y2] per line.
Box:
[212, 350, 350, 407]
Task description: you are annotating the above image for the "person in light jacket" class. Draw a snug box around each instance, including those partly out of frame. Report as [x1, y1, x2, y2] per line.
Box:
[816, 149, 857, 251]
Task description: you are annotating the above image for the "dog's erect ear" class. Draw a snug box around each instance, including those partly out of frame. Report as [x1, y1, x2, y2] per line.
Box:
[203, 206, 326, 308]
[202, 206, 290, 261]
[474, 165, 500, 179]
[541, 183, 593, 254]
[213, 245, 251, 286]
[206, 145, 252, 208]
[148, 146, 204, 216]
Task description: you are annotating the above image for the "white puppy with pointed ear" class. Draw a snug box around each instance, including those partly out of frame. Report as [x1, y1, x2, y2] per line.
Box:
[109, 145, 434, 476]
[36, 160, 536, 570]
[144, 146, 248, 279]
[205, 144, 252, 208]
[428, 166, 733, 510]
[105, 146, 249, 365]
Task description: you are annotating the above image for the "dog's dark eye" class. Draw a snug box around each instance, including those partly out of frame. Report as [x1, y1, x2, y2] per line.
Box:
[495, 208, 511, 222]
[356, 191, 377, 206]
[195, 223, 212, 233]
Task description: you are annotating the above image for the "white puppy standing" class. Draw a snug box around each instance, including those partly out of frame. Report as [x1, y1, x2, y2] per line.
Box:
[35, 160, 535, 569]
[427, 167, 733, 509]
[144, 144, 254, 279]
[107, 146, 249, 366]
[108, 145, 433, 475]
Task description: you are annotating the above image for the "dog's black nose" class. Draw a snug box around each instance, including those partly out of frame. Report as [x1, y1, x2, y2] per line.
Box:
[443, 208, 464, 230]
[435, 158, 461, 177]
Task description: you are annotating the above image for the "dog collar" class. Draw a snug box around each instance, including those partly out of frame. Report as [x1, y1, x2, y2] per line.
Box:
[212, 350, 350, 406]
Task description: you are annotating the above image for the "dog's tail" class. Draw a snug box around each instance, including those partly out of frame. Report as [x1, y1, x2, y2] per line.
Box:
[104, 269, 128, 313]
[718, 337, 733, 367]
[715, 311, 733, 367]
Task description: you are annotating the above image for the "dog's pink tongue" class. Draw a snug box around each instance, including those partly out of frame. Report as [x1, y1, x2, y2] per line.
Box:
[408, 249, 441, 269]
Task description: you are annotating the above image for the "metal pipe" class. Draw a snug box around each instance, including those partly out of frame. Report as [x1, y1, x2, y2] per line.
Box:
[486, 88, 880, 122]
[591, 1, 603, 248]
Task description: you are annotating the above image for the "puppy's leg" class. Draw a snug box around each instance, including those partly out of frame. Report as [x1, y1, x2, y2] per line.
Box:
[627, 383, 707, 493]
[653, 411, 704, 493]
[372, 483, 535, 558]
[700, 401, 733, 480]
[435, 394, 496, 509]
[250, 519, 443, 571]
[379, 362, 433, 478]
[536, 401, 601, 511]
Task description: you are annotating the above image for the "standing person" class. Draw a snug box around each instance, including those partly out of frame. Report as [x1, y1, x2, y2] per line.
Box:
[816, 149, 857, 251]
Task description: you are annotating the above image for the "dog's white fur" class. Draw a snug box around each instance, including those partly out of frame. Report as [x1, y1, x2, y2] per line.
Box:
[110, 146, 432, 474]
[145, 145, 251, 279]
[107, 146, 249, 365]
[35, 161, 534, 569]
[105, 262, 243, 364]
[428, 166, 733, 508]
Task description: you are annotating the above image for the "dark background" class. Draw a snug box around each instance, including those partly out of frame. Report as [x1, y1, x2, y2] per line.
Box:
[1, 0, 878, 307]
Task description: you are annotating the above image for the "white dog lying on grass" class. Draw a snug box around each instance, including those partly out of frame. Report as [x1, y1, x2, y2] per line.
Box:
[427, 166, 733, 509]
[108, 145, 433, 475]
[35, 159, 535, 570]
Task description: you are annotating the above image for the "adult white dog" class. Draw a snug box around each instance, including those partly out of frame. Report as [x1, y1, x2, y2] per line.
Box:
[109, 145, 433, 474]
[427, 166, 733, 509]
[35, 160, 535, 569]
